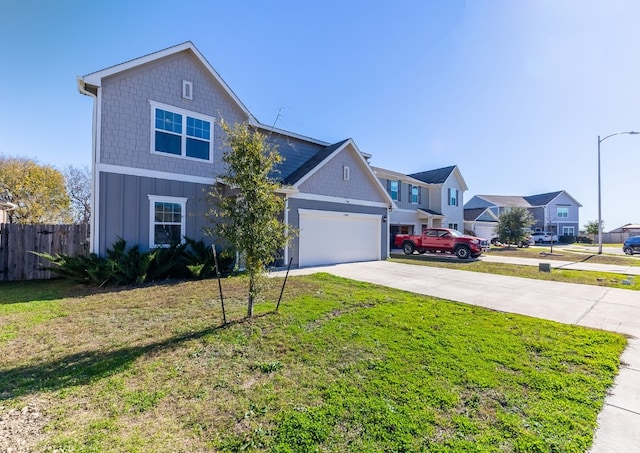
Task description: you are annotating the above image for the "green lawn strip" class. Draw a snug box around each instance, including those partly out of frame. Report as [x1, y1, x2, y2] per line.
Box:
[486, 247, 640, 266]
[391, 254, 640, 290]
[0, 274, 626, 452]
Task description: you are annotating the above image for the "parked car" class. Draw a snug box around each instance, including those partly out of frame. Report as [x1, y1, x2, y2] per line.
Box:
[623, 236, 640, 255]
[531, 231, 558, 243]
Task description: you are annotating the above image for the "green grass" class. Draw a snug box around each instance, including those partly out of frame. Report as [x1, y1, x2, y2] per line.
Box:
[390, 252, 640, 291]
[0, 275, 627, 452]
[487, 246, 640, 266]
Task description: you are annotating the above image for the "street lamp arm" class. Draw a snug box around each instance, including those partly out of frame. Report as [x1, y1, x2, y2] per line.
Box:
[597, 130, 639, 254]
[599, 131, 639, 144]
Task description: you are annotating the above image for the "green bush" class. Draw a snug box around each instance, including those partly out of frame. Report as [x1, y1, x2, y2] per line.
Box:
[36, 237, 234, 286]
[559, 235, 577, 244]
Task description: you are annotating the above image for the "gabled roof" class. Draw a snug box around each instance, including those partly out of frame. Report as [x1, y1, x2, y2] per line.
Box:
[464, 207, 490, 222]
[473, 195, 531, 208]
[523, 191, 564, 207]
[78, 41, 257, 124]
[417, 208, 444, 218]
[409, 165, 468, 191]
[471, 190, 583, 209]
[278, 139, 349, 186]
[409, 165, 455, 184]
[370, 166, 431, 187]
[78, 42, 390, 203]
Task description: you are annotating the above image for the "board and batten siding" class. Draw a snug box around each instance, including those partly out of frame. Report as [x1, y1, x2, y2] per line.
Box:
[98, 172, 211, 256]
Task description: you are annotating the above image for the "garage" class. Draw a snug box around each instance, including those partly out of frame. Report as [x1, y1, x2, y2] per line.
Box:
[298, 209, 381, 267]
[472, 223, 497, 241]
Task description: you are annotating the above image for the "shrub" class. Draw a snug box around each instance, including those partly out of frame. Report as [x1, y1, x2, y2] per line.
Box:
[575, 236, 594, 244]
[559, 235, 577, 244]
[37, 237, 234, 286]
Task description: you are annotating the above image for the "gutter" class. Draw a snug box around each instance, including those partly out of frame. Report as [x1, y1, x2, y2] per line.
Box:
[77, 76, 100, 254]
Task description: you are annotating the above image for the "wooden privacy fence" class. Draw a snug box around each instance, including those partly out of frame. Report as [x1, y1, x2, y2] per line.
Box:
[0, 223, 89, 281]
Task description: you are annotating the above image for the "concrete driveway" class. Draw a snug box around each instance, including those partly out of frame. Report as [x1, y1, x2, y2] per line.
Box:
[275, 260, 640, 452]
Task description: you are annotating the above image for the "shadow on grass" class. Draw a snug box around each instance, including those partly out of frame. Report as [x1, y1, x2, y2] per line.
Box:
[0, 278, 201, 306]
[0, 320, 239, 400]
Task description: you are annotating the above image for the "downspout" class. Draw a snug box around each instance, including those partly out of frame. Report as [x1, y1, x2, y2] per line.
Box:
[283, 195, 289, 265]
[77, 77, 100, 254]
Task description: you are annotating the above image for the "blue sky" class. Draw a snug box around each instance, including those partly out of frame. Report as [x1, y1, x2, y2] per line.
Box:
[1, 0, 639, 230]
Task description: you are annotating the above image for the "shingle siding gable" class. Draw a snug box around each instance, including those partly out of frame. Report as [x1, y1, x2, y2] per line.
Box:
[298, 148, 386, 202]
[100, 52, 248, 178]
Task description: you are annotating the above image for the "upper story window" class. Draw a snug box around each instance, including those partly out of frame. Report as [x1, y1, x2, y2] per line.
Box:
[410, 185, 420, 204]
[448, 188, 459, 206]
[557, 206, 569, 218]
[389, 180, 399, 201]
[150, 101, 213, 162]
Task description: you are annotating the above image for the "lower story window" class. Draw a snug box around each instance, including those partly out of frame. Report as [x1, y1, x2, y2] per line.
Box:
[448, 223, 458, 230]
[148, 195, 187, 247]
[562, 226, 575, 236]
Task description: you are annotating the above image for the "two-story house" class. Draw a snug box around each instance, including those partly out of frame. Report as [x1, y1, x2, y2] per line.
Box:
[464, 191, 582, 240]
[373, 165, 468, 245]
[78, 42, 393, 268]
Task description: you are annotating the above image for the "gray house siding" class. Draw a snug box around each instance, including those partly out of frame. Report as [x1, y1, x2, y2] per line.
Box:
[287, 197, 388, 267]
[377, 177, 429, 211]
[299, 149, 386, 203]
[98, 172, 210, 256]
[99, 52, 247, 177]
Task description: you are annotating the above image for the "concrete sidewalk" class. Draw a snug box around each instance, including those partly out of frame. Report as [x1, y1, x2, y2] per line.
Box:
[273, 260, 640, 452]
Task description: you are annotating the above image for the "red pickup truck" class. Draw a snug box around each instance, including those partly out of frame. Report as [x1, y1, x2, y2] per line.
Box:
[394, 228, 489, 259]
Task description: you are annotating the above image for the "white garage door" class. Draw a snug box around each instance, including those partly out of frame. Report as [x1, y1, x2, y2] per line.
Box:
[298, 209, 381, 267]
[474, 224, 496, 240]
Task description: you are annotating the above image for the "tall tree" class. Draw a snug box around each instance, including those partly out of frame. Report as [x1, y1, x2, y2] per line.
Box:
[0, 156, 71, 224]
[495, 206, 535, 246]
[207, 121, 291, 319]
[63, 165, 91, 224]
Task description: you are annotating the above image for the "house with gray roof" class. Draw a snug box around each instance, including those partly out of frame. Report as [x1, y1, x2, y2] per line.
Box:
[464, 191, 582, 241]
[78, 42, 392, 267]
[372, 165, 468, 244]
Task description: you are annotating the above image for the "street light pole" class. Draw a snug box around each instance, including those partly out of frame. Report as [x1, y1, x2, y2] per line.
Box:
[597, 131, 639, 254]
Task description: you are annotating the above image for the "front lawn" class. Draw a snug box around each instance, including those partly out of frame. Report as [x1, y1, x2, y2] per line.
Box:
[0, 275, 626, 452]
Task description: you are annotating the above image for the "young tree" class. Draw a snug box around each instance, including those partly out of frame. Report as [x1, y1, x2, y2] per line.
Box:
[0, 155, 72, 224]
[207, 121, 291, 319]
[584, 220, 602, 242]
[495, 206, 535, 246]
[63, 165, 91, 224]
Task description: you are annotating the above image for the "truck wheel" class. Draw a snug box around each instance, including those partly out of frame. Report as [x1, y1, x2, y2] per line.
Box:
[403, 242, 415, 255]
[455, 246, 471, 259]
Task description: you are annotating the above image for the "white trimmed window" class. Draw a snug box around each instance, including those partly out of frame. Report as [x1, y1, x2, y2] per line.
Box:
[557, 206, 569, 218]
[410, 185, 419, 204]
[148, 195, 187, 248]
[150, 101, 213, 162]
[389, 180, 399, 201]
[562, 226, 575, 236]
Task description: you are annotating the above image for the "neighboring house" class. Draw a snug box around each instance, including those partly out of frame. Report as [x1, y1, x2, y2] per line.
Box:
[464, 191, 582, 239]
[0, 188, 17, 223]
[609, 223, 640, 234]
[372, 165, 468, 244]
[78, 42, 392, 268]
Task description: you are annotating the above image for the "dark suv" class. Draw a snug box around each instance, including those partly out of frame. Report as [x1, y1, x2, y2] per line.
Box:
[623, 236, 640, 255]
